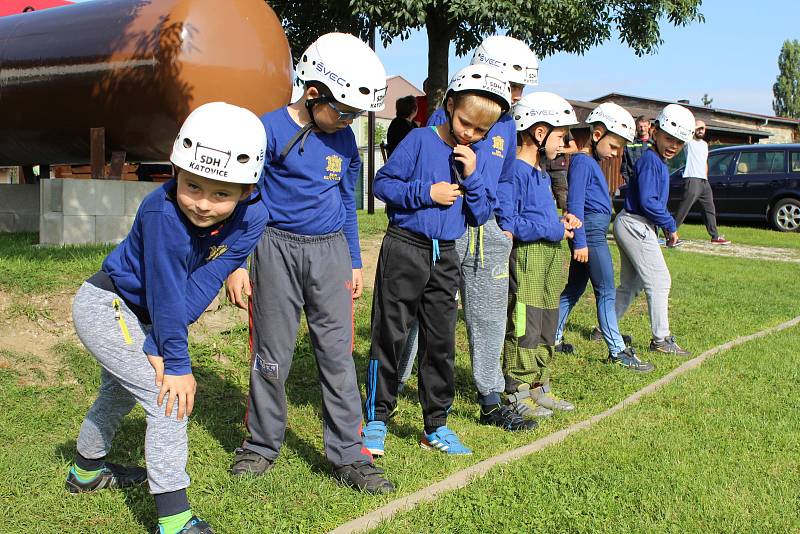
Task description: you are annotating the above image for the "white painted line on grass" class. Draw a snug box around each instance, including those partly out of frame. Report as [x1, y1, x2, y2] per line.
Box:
[330, 315, 800, 534]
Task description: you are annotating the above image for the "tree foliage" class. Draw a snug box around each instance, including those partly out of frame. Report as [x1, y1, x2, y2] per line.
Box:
[266, 0, 705, 113]
[773, 40, 800, 119]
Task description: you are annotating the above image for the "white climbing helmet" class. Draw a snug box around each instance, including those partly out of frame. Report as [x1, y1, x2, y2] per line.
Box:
[656, 103, 696, 143]
[443, 64, 512, 114]
[170, 102, 267, 185]
[586, 102, 636, 142]
[471, 35, 539, 86]
[512, 91, 578, 132]
[294, 32, 387, 112]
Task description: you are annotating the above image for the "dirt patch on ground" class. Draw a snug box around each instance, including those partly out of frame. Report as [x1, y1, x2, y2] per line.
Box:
[360, 235, 384, 290]
[675, 240, 800, 263]
[0, 290, 76, 385]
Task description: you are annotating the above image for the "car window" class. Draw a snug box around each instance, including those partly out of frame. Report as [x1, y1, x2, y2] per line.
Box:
[735, 150, 785, 174]
[790, 152, 800, 174]
[708, 152, 735, 177]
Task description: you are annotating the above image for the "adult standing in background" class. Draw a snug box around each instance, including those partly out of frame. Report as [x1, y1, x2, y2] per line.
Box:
[414, 79, 431, 127]
[546, 133, 579, 211]
[674, 120, 730, 244]
[621, 115, 652, 184]
[386, 95, 418, 157]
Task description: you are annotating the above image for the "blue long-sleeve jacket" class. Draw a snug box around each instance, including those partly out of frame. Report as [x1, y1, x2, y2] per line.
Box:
[566, 153, 612, 249]
[623, 148, 677, 233]
[428, 107, 517, 224]
[257, 107, 362, 267]
[102, 181, 269, 375]
[375, 126, 491, 240]
[500, 159, 565, 243]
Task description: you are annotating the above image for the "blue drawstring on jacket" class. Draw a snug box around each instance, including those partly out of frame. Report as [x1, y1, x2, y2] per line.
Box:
[432, 239, 440, 265]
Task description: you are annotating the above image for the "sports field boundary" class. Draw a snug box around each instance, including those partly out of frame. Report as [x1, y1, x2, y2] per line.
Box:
[329, 315, 800, 534]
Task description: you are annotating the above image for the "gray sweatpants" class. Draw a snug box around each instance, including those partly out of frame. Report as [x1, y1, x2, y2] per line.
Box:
[613, 210, 672, 340]
[242, 227, 370, 467]
[398, 218, 512, 400]
[73, 282, 189, 495]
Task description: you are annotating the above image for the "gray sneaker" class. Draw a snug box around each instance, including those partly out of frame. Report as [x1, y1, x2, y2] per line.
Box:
[504, 384, 554, 419]
[231, 448, 274, 476]
[609, 347, 655, 373]
[649, 335, 691, 356]
[531, 384, 575, 412]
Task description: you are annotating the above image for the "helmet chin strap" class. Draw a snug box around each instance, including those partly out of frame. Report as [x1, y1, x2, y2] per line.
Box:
[590, 129, 609, 161]
[526, 125, 553, 159]
[279, 96, 329, 160]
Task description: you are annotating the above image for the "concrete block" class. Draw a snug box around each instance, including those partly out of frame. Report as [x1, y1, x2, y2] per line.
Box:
[63, 180, 97, 216]
[41, 179, 63, 213]
[0, 184, 39, 212]
[125, 181, 161, 215]
[40, 212, 64, 245]
[94, 181, 126, 216]
[15, 213, 39, 232]
[95, 215, 135, 244]
[62, 215, 96, 245]
[0, 213, 15, 232]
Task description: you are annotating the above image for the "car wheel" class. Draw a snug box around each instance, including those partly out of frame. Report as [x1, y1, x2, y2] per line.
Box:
[770, 198, 800, 232]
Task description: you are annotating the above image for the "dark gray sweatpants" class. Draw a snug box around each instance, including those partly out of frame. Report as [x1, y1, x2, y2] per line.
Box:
[242, 227, 370, 467]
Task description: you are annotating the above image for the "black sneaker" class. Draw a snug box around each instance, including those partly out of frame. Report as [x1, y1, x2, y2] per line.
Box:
[609, 347, 655, 373]
[332, 462, 395, 494]
[591, 327, 632, 345]
[66, 462, 147, 494]
[554, 342, 574, 354]
[153, 516, 214, 534]
[231, 448, 274, 476]
[649, 336, 691, 356]
[479, 403, 538, 431]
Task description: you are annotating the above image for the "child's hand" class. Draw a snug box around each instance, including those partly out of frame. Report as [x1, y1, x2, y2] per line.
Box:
[562, 213, 582, 229]
[453, 144, 477, 177]
[351, 268, 363, 299]
[666, 231, 680, 247]
[502, 230, 513, 240]
[147, 355, 196, 420]
[430, 182, 462, 206]
[573, 247, 589, 263]
[225, 268, 250, 310]
[563, 228, 574, 240]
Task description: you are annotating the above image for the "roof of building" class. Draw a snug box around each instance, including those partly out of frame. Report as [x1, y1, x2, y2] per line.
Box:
[591, 92, 800, 127]
[378, 75, 424, 120]
[569, 99, 769, 139]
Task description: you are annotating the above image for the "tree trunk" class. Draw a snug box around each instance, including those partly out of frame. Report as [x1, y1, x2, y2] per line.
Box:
[425, 7, 454, 117]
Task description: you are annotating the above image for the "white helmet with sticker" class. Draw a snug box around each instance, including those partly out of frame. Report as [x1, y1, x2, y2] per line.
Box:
[656, 104, 696, 143]
[586, 102, 636, 142]
[295, 32, 387, 112]
[512, 91, 578, 132]
[443, 64, 512, 114]
[170, 102, 267, 185]
[471, 35, 539, 86]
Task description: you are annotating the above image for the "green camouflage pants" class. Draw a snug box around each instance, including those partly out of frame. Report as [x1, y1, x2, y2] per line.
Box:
[503, 240, 567, 385]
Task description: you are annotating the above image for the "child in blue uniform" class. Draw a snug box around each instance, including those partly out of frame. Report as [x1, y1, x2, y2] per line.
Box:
[401, 36, 542, 431]
[500, 92, 582, 417]
[554, 102, 655, 373]
[614, 104, 695, 356]
[225, 33, 394, 494]
[361, 65, 510, 457]
[66, 102, 270, 534]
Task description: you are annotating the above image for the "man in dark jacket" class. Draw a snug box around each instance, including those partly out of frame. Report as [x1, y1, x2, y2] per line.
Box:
[620, 115, 652, 184]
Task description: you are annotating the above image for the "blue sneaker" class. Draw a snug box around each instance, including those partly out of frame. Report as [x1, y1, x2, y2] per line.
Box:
[420, 426, 472, 455]
[362, 421, 387, 457]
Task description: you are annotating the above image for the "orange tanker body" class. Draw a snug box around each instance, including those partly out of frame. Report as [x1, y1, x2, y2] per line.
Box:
[0, 0, 293, 166]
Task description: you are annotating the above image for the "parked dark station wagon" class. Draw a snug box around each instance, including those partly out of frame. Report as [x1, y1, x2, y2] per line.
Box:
[613, 144, 800, 231]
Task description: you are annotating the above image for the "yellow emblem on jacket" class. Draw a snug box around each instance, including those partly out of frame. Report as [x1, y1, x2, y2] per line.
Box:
[491, 135, 504, 158]
[206, 245, 228, 261]
[324, 155, 343, 180]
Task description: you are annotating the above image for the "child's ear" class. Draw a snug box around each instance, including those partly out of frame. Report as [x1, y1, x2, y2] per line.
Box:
[446, 96, 455, 115]
[305, 85, 319, 100]
[534, 124, 548, 144]
[239, 184, 255, 200]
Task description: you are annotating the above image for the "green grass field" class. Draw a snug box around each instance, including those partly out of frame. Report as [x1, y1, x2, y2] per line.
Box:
[0, 219, 797, 533]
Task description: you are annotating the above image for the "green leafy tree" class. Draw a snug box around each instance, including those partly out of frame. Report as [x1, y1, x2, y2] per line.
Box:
[266, 1, 704, 114]
[773, 39, 800, 119]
